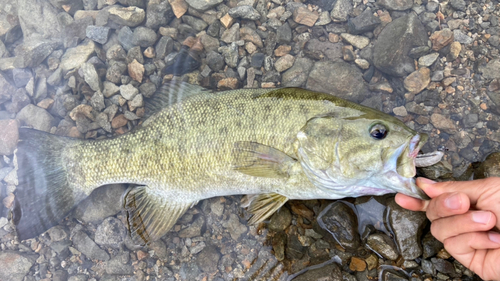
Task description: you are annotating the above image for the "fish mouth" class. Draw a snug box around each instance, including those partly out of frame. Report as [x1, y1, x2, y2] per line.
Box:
[396, 133, 428, 179]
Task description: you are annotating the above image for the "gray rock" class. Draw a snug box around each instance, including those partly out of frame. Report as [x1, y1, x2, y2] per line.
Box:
[268, 207, 292, 231]
[16, 104, 55, 132]
[106, 60, 127, 84]
[196, 245, 221, 273]
[155, 36, 174, 59]
[117, 0, 145, 7]
[60, 40, 96, 72]
[185, 0, 223, 11]
[431, 70, 444, 81]
[182, 15, 208, 32]
[86, 26, 111, 45]
[105, 252, 134, 275]
[221, 23, 240, 44]
[422, 232, 443, 259]
[463, 113, 478, 128]
[179, 215, 205, 238]
[90, 91, 105, 112]
[103, 81, 120, 98]
[95, 217, 127, 248]
[330, 0, 352, 22]
[139, 81, 156, 98]
[106, 44, 127, 61]
[73, 184, 128, 223]
[0, 251, 36, 281]
[7, 89, 30, 113]
[282, 57, 314, 87]
[317, 201, 360, 250]
[251, 53, 265, 68]
[46, 68, 62, 87]
[47, 225, 69, 242]
[453, 29, 473, 44]
[373, 13, 428, 77]
[432, 258, 460, 277]
[277, 23, 292, 44]
[418, 52, 439, 67]
[12, 68, 32, 88]
[145, 1, 174, 29]
[306, 61, 367, 102]
[222, 214, 247, 240]
[117, 26, 135, 51]
[479, 59, 500, 80]
[13, 38, 58, 69]
[200, 34, 219, 52]
[220, 43, 239, 68]
[206, 51, 224, 72]
[228, 6, 261, 20]
[348, 8, 381, 34]
[18, 0, 63, 40]
[108, 5, 145, 27]
[72, 231, 110, 261]
[82, 63, 102, 92]
[450, 0, 466, 11]
[292, 263, 342, 281]
[387, 198, 427, 259]
[377, 0, 413, 10]
[126, 46, 144, 64]
[120, 84, 139, 100]
[366, 233, 399, 260]
[131, 26, 157, 47]
[0, 119, 18, 155]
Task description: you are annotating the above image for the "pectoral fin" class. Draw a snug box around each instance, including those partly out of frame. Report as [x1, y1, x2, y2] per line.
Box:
[242, 193, 289, 224]
[123, 186, 192, 245]
[232, 141, 296, 178]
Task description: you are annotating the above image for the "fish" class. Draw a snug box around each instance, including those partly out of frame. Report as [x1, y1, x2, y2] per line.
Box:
[12, 82, 433, 245]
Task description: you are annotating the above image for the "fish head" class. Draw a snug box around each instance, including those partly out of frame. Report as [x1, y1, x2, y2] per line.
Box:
[295, 107, 429, 200]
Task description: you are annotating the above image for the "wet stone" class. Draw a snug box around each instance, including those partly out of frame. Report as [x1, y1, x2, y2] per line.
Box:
[387, 198, 427, 260]
[179, 215, 205, 238]
[341, 33, 369, 49]
[268, 207, 292, 231]
[90, 91, 105, 112]
[330, 0, 352, 22]
[117, 26, 135, 51]
[430, 29, 454, 51]
[182, 15, 208, 32]
[196, 245, 221, 273]
[72, 184, 128, 223]
[108, 6, 145, 27]
[72, 231, 110, 261]
[12, 68, 32, 88]
[404, 67, 430, 94]
[366, 233, 399, 260]
[185, 0, 223, 11]
[86, 25, 111, 44]
[292, 263, 342, 281]
[432, 258, 460, 277]
[378, 0, 413, 10]
[120, 84, 139, 100]
[82, 62, 102, 92]
[453, 30, 473, 45]
[105, 252, 134, 275]
[228, 5, 261, 20]
[317, 202, 360, 250]
[348, 8, 381, 34]
[0, 119, 19, 155]
[293, 7, 318, 27]
[131, 26, 157, 47]
[349, 257, 366, 272]
[0, 251, 35, 281]
[222, 214, 246, 240]
[422, 259, 436, 275]
[16, 104, 55, 132]
[95, 217, 127, 248]
[418, 53, 439, 67]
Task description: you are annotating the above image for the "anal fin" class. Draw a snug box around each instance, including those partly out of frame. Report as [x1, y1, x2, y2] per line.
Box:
[232, 141, 296, 178]
[242, 193, 289, 224]
[123, 186, 192, 245]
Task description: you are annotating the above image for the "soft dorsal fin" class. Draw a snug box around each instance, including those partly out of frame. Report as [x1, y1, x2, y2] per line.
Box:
[143, 80, 213, 119]
[122, 186, 193, 245]
[232, 141, 296, 178]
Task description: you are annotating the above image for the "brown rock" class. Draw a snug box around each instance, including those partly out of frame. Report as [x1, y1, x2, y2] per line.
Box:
[37, 98, 54, 109]
[245, 42, 257, 54]
[261, 82, 275, 88]
[328, 33, 340, 43]
[220, 14, 234, 29]
[240, 27, 263, 48]
[112, 114, 128, 128]
[169, 0, 188, 18]
[404, 67, 430, 94]
[290, 202, 314, 221]
[449, 41, 461, 60]
[0, 119, 19, 155]
[430, 28, 454, 51]
[217, 78, 239, 90]
[431, 113, 456, 131]
[74, 10, 100, 21]
[128, 59, 144, 83]
[183, 36, 197, 48]
[365, 254, 378, 271]
[68, 127, 84, 138]
[292, 7, 318, 27]
[137, 250, 149, 260]
[69, 104, 94, 121]
[349, 257, 366, 272]
[143, 47, 155, 58]
[274, 54, 295, 72]
[159, 27, 178, 38]
[3, 193, 14, 209]
[191, 38, 204, 53]
[274, 45, 291, 57]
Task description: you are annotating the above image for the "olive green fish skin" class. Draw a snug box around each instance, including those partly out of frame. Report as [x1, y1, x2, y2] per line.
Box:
[65, 87, 423, 203]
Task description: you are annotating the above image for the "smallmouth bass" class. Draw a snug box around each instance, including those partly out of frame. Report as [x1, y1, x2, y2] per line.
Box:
[13, 83, 434, 244]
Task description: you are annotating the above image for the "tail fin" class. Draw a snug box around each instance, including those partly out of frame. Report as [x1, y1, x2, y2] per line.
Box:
[13, 128, 81, 240]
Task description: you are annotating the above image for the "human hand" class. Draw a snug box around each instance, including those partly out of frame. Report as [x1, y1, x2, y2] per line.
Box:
[395, 177, 500, 281]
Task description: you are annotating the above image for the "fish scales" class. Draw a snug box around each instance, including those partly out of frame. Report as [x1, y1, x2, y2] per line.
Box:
[13, 84, 430, 244]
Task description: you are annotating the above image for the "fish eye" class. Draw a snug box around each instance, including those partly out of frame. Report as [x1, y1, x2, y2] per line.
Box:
[369, 124, 388, 140]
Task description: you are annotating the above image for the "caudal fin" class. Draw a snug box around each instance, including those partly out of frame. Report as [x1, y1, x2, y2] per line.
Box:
[13, 128, 80, 240]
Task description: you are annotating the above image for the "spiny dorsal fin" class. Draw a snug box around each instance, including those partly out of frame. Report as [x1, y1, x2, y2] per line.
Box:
[143, 80, 213, 120]
[242, 193, 289, 224]
[123, 186, 192, 245]
[232, 141, 296, 178]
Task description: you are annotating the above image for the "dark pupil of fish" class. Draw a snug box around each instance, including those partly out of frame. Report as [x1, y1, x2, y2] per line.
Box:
[370, 124, 387, 140]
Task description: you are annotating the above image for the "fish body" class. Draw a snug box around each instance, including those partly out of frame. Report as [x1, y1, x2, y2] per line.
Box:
[14, 83, 428, 244]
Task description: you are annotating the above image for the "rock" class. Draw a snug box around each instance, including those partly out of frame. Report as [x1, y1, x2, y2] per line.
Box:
[13, 38, 58, 69]
[103, 81, 120, 98]
[182, 15, 208, 31]
[95, 217, 127, 248]
[268, 207, 292, 231]
[86, 25, 111, 45]
[432, 258, 460, 277]
[282, 57, 314, 87]
[418, 53, 439, 67]
[72, 231, 110, 261]
[111, 114, 128, 128]
[306, 61, 367, 103]
[330, 0, 352, 22]
[404, 67, 430, 94]
[393, 106, 408, 117]
[196, 245, 220, 273]
[251, 52, 265, 68]
[120, 84, 139, 100]
[108, 5, 145, 27]
[163, 49, 201, 75]
[453, 29, 473, 44]
[179, 215, 205, 238]
[450, 0, 466, 11]
[274, 54, 295, 72]
[222, 214, 247, 240]
[170, 0, 188, 18]
[479, 59, 500, 80]
[7, 89, 30, 113]
[240, 26, 263, 48]
[317, 202, 360, 250]
[206, 51, 224, 72]
[349, 257, 367, 272]
[185, 0, 223, 11]
[430, 29, 454, 50]
[276, 23, 292, 44]
[73, 184, 128, 223]
[293, 7, 318, 27]
[0, 251, 35, 281]
[128, 59, 144, 82]
[131, 26, 157, 47]
[449, 41, 461, 59]
[82, 62, 102, 92]
[366, 234, 399, 260]
[17, 0, 63, 40]
[155, 36, 174, 59]
[341, 33, 370, 49]
[12, 68, 32, 88]
[221, 43, 239, 68]
[16, 104, 55, 132]
[106, 60, 127, 84]
[422, 232, 444, 258]
[90, 91, 105, 112]
[387, 198, 427, 259]
[228, 5, 261, 20]
[373, 14, 428, 77]
[221, 22, 240, 43]
[431, 113, 456, 132]
[377, 0, 413, 10]
[0, 119, 19, 155]
[348, 8, 381, 34]
[117, 26, 135, 51]
[60, 40, 96, 72]
[315, 11, 332, 26]
[292, 263, 342, 281]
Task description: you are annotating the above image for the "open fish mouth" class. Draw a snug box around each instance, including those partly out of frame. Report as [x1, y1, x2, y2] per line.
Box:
[396, 133, 428, 179]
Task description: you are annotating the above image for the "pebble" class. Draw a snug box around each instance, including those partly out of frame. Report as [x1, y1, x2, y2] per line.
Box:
[95, 217, 127, 248]
[60, 40, 96, 71]
[274, 54, 295, 72]
[366, 233, 399, 260]
[418, 53, 439, 67]
[86, 25, 111, 44]
[404, 67, 431, 94]
[108, 6, 145, 27]
[453, 29, 473, 45]
[185, 0, 223, 11]
[72, 231, 110, 261]
[349, 257, 367, 272]
[82, 62, 102, 92]
[120, 84, 139, 100]
[102, 81, 120, 98]
[430, 29, 454, 50]
[293, 7, 318, 27]
[131, 26, 157, 47]
[16, 104, 55, 132]
[228, 6, 261, 20]
[0, 251, 35, 281]
[393, 106, 408, 117]
[331, 0, 352, 22]
[340, 33, 369, 49]
[128, 59, 144, 82]
[431, 113, 457, 132]
[0, 119, 18, 155]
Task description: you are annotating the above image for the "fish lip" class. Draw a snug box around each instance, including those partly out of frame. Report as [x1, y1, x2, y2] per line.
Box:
[408, 134, 421, 158]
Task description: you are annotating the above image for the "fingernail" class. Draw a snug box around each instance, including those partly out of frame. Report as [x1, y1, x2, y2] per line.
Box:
[418, 178, 436, 185]
[444, 193, 462, 210]
[488, 232, 500, 244]
[472, 211, 492, 224]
